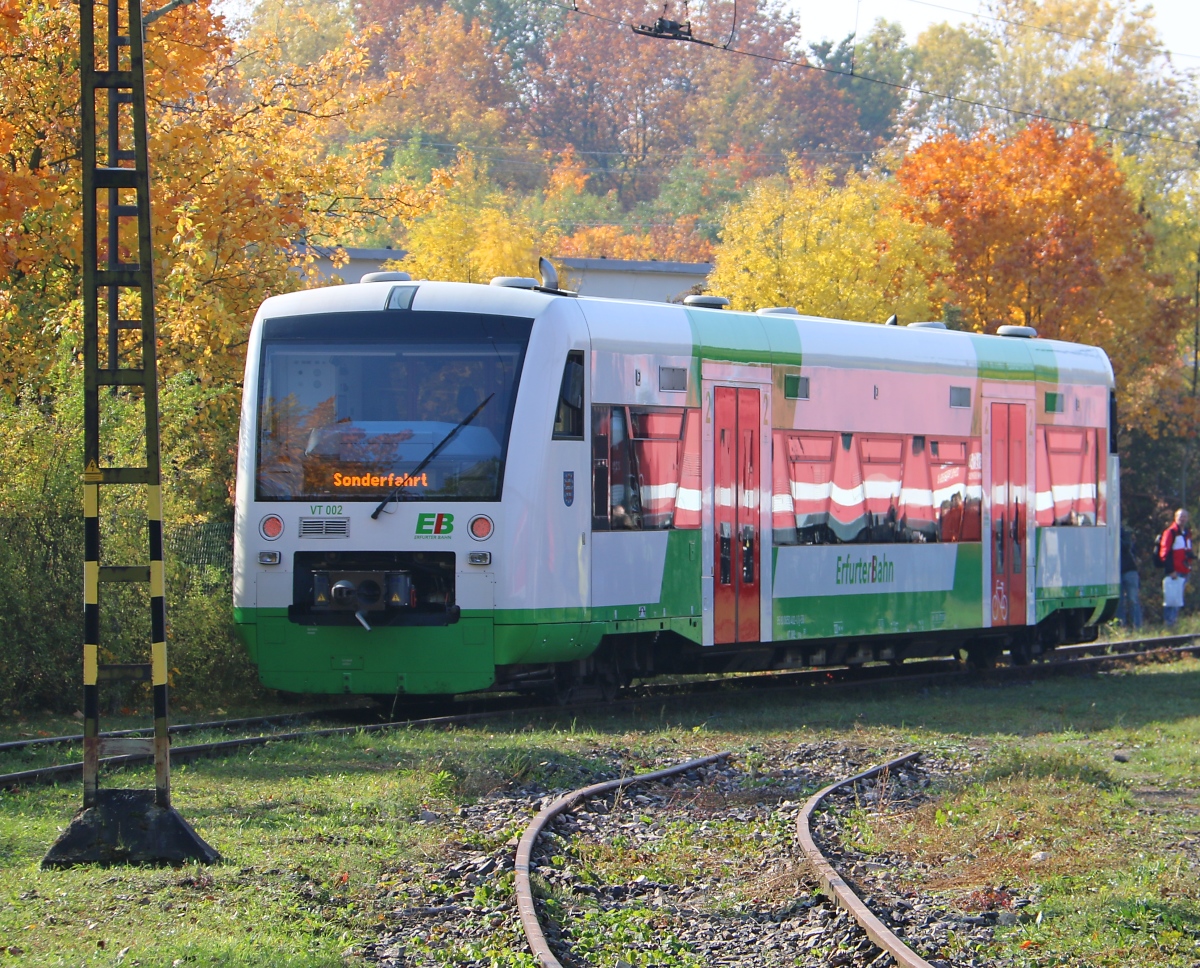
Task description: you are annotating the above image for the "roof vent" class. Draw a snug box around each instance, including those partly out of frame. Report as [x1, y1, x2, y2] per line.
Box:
[490, 276, 539, 289]
[907, 321, 947, 330]
[538, 256, 559, 290]
[683, 295, 730, 309]
[997, 325, 1038, 338]
[757, 307, 799, 316]
[360, 270, 411, 283]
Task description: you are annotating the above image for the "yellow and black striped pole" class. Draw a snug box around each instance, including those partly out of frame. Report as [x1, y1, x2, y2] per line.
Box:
[82, 474, 100, 808]
[43, 0, 216, 866]
[148, 483, 169, 807]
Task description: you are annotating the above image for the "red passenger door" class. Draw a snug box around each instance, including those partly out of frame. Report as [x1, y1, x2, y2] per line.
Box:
[714, 387, 760, 644]
[989, 402, 1028, 626]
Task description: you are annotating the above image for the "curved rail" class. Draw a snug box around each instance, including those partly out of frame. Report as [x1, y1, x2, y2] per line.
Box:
[796, 751, 934, 968]
[514, 752, 730, 968]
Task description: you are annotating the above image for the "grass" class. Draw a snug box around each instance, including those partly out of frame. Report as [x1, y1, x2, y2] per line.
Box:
[0, 659, 1197, 966]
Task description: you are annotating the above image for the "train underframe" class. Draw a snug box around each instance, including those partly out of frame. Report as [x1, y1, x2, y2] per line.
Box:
[492, 606, 1105, 703]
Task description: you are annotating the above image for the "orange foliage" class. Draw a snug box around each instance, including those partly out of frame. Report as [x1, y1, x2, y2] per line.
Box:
[897, 123, 1186, 429]
[0, 0, 429, 395]
[545, 146, 590, 200]
[355, 4, 513, 144]
[558, 217, 713, 263]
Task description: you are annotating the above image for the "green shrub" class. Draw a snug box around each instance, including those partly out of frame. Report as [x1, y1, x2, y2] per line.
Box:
[0, 359, 255, 714]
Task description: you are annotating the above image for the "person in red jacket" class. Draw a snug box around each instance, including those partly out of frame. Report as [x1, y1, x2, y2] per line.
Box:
[1160, 509, 1193, 626]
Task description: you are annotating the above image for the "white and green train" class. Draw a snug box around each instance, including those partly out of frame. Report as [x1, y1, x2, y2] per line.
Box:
[233, 270, 1118, 698]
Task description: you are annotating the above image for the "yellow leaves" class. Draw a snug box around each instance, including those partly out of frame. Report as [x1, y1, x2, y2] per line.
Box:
[0, 0, 434, 423]
[710, 168, 950, 323]
[396, 153, 540, 284]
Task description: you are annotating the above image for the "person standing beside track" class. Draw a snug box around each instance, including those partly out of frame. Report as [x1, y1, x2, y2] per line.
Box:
[1117, 528, 1142, 629]
[1160, 509, 1193, 627]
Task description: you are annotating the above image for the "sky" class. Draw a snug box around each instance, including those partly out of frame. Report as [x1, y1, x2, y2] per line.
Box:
[789, 0, 1200, 64]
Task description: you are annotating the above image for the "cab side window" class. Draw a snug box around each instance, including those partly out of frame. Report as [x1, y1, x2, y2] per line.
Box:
[552, 351, 585, 439]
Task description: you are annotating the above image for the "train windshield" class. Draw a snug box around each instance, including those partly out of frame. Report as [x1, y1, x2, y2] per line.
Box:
[255, 311, 532, 501]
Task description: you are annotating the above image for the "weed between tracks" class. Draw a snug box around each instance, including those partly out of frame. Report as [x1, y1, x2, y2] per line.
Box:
[847, 660, 1200, 967]
[0, 658, 1196, 966]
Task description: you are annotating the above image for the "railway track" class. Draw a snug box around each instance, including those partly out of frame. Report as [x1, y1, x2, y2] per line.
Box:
[3, 631, 1195, 790]
[496, 743, 1003, 964]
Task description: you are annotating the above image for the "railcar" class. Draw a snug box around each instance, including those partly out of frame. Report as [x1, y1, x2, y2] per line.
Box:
[232, 270, 1119, 699]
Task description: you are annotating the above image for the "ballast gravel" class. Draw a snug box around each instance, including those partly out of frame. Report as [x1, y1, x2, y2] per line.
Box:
[364, 740, 1028, 967]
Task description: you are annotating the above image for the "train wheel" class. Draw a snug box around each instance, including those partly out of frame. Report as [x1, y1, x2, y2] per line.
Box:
[594, 653, 624, 702]
[540, 667, 579, 706]
[965, 644, 1001, 670]
[1008, 639, 1033, 666]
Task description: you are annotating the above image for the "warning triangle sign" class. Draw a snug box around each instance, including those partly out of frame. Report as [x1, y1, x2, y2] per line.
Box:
[84, 460, 102, 483]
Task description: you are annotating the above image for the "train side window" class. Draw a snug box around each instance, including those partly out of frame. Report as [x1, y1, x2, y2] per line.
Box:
[553, 351, 585, 439]
[772, 430, 984, 545]
[591, 408, 610, 529]
[592, 406, 642, 529]
[929, 437, 981, 542]
[1040, 426, 1098, 525]
[591, 405, 693, 531]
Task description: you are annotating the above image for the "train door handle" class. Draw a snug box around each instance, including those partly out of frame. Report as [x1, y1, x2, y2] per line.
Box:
[718, 521, 732, 585]
[741, 524, 755, 584]
[1010, 504, 1022, 572]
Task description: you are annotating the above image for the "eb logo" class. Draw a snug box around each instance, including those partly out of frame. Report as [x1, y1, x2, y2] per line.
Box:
[416, 512, 454, 536]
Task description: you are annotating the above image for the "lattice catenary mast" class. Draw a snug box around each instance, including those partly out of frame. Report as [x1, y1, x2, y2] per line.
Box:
[43, 0, 218, 867]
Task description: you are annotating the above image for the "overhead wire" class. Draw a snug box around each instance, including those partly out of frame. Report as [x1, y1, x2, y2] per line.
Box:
[536, 0, 1200, 149]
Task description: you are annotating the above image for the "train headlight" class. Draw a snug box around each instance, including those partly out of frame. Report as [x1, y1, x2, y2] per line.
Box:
[468, 514, 493, 540]
[259, 514, 284, 540]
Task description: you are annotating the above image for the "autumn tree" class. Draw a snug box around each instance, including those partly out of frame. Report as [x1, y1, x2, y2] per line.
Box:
[240, 0, 353, 73]
[522, 0, 694, 203]
[558, 217, 713, 263]
[709, 167, 949, 322]
[678, 0, 868, 167]
[354, 0, 556, 74]
[0, 0, 433, 510]
[642, 148, 762, 242]
[394, 153, 544, 282]
[806, 19, 913, 147]
[905, 0, 1196, 147]
[351, 4, 515, 146]
[897, 123, 1184, 427]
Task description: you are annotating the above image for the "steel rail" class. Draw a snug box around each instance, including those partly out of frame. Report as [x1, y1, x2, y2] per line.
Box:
[796, 751, 934, 968]
[0, 709, 360, 754]
[5, 635, 1197, 788]
[514, 752, 731, 968]
[0, 706, 542, 789]
[0, 630, 1183, 757]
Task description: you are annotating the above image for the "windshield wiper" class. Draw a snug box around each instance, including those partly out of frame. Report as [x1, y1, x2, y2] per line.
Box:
[370, 392, 495, 519]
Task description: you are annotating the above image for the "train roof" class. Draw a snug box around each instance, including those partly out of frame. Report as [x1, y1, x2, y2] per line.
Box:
[253, 280, 1115, 389]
